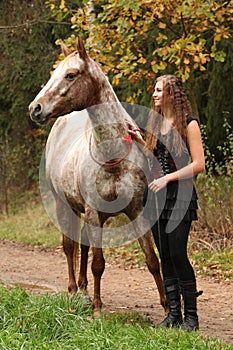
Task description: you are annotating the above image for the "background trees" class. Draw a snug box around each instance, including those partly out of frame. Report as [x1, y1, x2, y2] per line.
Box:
[46, 0, 233, 152]
[0, 0, 75, 211]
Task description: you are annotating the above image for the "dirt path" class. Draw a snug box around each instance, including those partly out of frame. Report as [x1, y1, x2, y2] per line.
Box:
[0, 239, 232, 345]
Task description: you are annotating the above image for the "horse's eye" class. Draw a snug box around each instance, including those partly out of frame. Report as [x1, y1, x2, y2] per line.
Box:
[65, 73, 76, 80]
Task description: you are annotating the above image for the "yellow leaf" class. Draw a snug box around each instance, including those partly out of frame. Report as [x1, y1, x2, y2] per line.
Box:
[59, 0, 65, 9]
[214, 34, 222, 44]
[158, 22, 166, 29]
[194, 56, 200, 63]
[71, 16, 76, 24]
[200, 65, 206, 71]
[184, 57, 190, 65]
[159, 61, 167, 70]
[138, 57, 147, 64]
[112, 76, 119, 85]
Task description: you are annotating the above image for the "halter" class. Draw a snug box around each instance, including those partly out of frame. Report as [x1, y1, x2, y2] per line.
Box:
[89, 133, 133, 167]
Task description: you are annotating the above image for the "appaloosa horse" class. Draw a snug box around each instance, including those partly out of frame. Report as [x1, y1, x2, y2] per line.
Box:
[29, 37, 167, 314]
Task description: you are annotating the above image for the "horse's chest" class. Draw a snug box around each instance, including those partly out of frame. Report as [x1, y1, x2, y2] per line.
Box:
[79, 164, 134, 212]
[95, 169, 127, 199]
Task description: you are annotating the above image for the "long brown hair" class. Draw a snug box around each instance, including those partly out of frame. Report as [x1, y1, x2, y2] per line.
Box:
[145, 75, 193, 156]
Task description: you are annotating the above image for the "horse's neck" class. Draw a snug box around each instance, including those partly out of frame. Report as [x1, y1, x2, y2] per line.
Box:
[89, 61, 139, 135]
[88, 102, 129, 144]
[88, 103, 132, 163]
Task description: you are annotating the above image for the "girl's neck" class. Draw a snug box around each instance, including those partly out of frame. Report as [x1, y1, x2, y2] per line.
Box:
[162, 107, 174, 121]
[160, 109, 174, 135]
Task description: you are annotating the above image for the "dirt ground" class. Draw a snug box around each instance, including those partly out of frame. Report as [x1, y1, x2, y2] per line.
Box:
[0, 239, 232, 345]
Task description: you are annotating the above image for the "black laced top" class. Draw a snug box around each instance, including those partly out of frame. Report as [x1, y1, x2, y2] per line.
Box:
[143, 116, 198, 223]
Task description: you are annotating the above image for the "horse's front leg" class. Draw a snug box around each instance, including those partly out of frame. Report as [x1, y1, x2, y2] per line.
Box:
[63, 234, 78, 293]
[138, 230, 168, 314]
[85, 210, 105, 314]
[78, 224, 90, 294]
[56, 198, 79, 293]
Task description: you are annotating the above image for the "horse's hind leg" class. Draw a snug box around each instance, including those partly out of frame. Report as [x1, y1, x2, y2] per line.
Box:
[90, 246, 105, 314]
[56, 198, 79, 293]
[138, 231, 169, 313]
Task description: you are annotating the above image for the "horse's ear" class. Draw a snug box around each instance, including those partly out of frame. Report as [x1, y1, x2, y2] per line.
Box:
[77, 36, 88, 60]
[60, 41, 72, 57]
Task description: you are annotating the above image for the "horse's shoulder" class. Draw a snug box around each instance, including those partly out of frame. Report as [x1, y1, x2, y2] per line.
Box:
[49, 111, 88, 137]
[49, 115, 68, 137]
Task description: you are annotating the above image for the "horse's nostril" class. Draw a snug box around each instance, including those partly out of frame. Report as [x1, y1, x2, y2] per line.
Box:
[29, 102, 44, 122]
[34, 104, 42, 114]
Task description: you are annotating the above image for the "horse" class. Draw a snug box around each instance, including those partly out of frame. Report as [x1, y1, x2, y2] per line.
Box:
[29, 36, 168, 314]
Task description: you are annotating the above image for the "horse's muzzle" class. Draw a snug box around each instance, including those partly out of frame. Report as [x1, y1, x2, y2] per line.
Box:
[29, 102, 51, 125]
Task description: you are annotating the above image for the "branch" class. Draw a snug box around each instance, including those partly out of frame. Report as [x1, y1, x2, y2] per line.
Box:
[0, 19, 71, 31]
[180, 12, 188, 38]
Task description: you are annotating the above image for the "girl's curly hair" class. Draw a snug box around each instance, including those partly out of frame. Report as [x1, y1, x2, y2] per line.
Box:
[145, 75, 193, 156]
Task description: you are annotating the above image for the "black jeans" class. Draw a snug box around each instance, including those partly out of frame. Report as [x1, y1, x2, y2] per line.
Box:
[152, 219, 195, 282]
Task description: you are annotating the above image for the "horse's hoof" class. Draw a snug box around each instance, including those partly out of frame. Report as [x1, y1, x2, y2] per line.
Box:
[67, 285, 78, 294]
[93, 309, 101, 318]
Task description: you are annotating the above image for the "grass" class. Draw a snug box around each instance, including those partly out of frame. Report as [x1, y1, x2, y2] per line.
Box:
[0, 192, 61, 248]
[0, 188, 232, 348]
[191, 250, 233, 281]
[193, 175, 233, 252]
[0, 285, 232, 350]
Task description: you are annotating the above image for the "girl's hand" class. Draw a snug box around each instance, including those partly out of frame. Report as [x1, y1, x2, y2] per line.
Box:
[127, 126, 145, 145]
[148, 176, 168, 193]
[128, 129, 143, 141]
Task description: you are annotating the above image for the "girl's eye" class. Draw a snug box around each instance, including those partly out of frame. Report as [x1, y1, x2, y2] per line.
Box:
[65, 73, 76, 80]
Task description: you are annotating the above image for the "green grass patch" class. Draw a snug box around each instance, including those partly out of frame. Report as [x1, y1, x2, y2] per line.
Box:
[0, 285, 232, 350]
[0, 199, 61, 248]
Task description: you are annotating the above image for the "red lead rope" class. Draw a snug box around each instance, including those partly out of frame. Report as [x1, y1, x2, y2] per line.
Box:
[123, 135, 133, 144]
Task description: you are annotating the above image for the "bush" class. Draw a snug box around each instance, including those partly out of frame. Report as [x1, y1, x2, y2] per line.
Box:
[191, 119, 233, 251]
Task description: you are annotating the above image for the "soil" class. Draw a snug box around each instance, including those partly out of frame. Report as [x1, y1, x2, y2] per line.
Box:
[0, 239, 232, 345]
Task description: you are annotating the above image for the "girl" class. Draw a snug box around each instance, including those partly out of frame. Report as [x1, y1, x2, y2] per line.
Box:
[130, 74, 205, 331]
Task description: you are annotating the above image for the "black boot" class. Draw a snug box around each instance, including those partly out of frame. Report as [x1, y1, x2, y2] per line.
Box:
[180, 280, 202, 332]
[157, 278, 183, 328]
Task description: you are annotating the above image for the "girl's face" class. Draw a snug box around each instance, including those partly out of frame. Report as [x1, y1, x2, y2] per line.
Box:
[152, 80, 165, 109]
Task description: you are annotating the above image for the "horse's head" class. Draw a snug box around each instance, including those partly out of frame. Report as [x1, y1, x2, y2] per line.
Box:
[29, 37, 101, 124]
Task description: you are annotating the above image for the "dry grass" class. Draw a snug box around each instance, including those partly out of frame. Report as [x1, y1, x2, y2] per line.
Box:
[191, 175, 233, 252]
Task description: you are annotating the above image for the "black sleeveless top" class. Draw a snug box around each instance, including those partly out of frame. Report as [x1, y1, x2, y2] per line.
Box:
[143, 116, 198, 223]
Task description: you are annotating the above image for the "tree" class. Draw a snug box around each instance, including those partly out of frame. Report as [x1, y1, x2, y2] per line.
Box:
[48, 1, 231, 83]
[0, 0, 74, 203]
